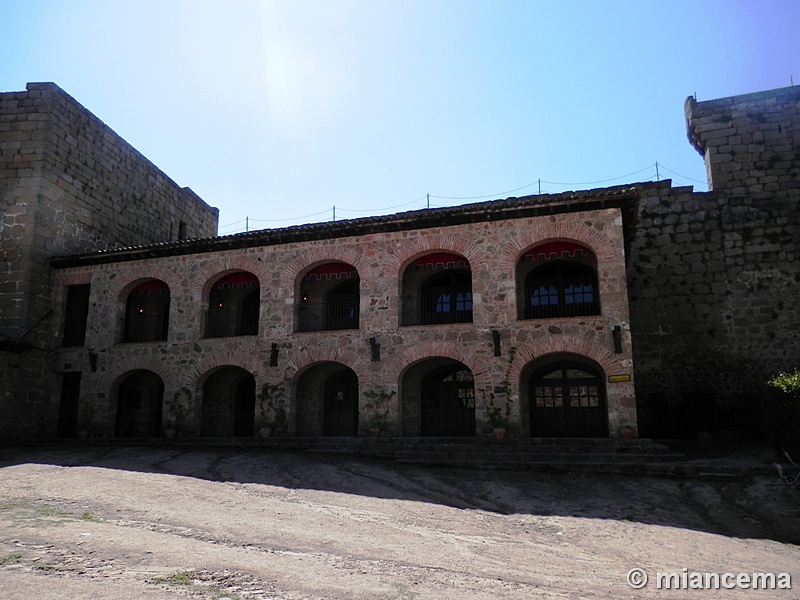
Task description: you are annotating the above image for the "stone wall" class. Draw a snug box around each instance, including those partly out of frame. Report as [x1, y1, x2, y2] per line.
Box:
[0, 82, 218, 440]
[628, 181, 800, 438]
[51, 205, 637, 440]
[685, 85, 800, 196]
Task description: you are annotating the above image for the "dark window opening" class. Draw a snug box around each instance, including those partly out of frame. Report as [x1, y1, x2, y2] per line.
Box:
[62, 284, 90, 347]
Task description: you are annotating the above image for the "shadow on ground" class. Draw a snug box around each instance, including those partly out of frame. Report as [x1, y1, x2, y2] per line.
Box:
[1, 444, 798, 545]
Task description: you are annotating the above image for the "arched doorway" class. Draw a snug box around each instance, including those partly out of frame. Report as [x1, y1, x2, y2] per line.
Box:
[323, 369, 359, 436]
[401, 358, 475, 437]
[115, 370, 164, 438]
[529, 361, 608, 437]
[201, 367, 256, 436]
[295, 363, 359, 436]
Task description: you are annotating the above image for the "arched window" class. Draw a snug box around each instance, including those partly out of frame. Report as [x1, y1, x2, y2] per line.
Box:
[401, 253, 473, 326]
[421, 270, 473, 324]
[517, 242, 599, 320]
[298, 263, 359, 332]
[205, 272, 260, 337]
[123, 280, 170, 343]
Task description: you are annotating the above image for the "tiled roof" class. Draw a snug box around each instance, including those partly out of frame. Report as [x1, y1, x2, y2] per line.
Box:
[50, 181, 659, 268]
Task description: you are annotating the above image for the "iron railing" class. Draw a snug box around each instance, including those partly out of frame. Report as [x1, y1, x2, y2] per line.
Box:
[401, 293, 473, 326]
[123, 315, 168, 343]
[522, 282, 600, 319]
[204, 307, 259, 338]
[297, 298, 359, 332]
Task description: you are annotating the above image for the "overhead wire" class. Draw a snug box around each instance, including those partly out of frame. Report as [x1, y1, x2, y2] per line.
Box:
[540, 164, 657, 186]
[219, 163, 707, 233]
[656, 163, 707, 185]
[336, 195, 429, 213]
[247, 208, 332, 223]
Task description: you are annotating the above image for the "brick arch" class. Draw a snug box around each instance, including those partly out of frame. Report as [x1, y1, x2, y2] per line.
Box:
[501, 220, 618, 266]
[511, 335, 622, 381]
[280, 247, 367, 291]
[191, 258, 271, 299]
[284, 346, 371, 384]
[96, 360, 172, 400]
[109, 267, 182, 301]
[187, 354, 264, 389]
[387, 234, 475, 275]
[386, 341, 491, 382]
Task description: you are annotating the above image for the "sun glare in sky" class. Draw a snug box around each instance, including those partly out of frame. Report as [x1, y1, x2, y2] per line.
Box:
[2, 1, 798, 234]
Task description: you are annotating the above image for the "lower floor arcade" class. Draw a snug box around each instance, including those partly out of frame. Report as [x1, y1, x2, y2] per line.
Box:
[56, 351, 626, 440]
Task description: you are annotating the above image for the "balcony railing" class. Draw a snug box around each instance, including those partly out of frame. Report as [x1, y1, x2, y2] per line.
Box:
[522, 282, 600, 319]
[204, 307, 259, 338]
[401, 293, 473, 326]
[297, 298, 359, 332]
[123, 315, 168, 343]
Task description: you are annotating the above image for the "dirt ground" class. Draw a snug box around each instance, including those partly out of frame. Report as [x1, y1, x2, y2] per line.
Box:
[0, 445, 798, 599]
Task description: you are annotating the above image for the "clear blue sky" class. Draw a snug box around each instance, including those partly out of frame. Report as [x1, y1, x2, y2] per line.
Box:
[3, 1, 798, 235]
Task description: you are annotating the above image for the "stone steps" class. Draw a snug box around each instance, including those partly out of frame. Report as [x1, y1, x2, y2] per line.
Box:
[47, 436, 771, 478]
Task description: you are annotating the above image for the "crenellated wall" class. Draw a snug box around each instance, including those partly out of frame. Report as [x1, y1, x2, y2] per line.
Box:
[685, 85, 800, 197]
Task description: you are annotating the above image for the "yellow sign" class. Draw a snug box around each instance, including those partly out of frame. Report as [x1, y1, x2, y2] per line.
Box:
[608, 374, 631, 383]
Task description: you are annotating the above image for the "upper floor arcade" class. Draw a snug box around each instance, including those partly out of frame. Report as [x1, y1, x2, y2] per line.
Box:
[51, 184, 640, 351]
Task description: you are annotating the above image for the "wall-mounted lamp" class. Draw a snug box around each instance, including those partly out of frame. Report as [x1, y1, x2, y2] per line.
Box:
[612, 325, 623, 354]
[369, 337, 381, 362]
[492, 330, 501, 357]
[269, 342, 279, 367]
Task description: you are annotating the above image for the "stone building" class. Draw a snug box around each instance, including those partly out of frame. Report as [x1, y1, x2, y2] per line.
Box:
[0, 83, 218, 441]
[1, 82, 798, 443]
[628, 87, 800, 438]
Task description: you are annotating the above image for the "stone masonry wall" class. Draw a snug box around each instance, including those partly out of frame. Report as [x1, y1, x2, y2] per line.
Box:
[628, 181, 799, 438]
[685, 85, 800, 196]
[0, 82, 218, 440]
[51, 207, 637, 440]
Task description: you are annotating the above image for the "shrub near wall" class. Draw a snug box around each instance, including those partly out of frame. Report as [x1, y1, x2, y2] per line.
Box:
[764, 369, 800, 457]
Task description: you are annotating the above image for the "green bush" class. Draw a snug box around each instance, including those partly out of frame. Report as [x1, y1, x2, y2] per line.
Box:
[768, 369, 800, 394]
[764, 369, 800, 457]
